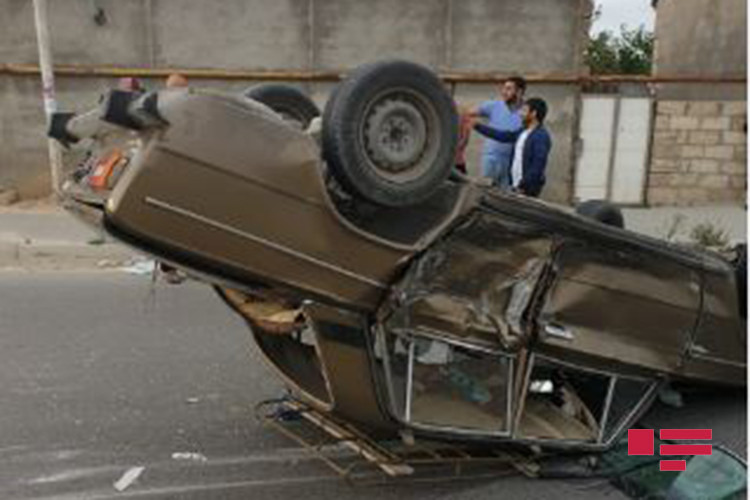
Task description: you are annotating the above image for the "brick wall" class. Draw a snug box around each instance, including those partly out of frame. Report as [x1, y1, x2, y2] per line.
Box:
[648, 101, 747, 206]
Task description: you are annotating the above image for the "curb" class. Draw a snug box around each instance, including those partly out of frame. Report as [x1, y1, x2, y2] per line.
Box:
[0, 238, 136, 270]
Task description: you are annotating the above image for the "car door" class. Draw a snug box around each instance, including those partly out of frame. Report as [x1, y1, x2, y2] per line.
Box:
[536, 237, 702, 376]
[682, 262, 746, 385]
[374, 208, 556, 437]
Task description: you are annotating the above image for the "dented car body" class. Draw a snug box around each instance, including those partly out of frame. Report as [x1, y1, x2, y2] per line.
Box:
[51, 81, 746, 453]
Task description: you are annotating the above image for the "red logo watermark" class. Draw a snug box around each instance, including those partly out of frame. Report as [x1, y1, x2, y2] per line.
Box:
[628, 429, 712, 471]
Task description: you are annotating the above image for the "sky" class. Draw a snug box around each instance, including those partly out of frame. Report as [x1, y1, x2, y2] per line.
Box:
[591, 0, 655, 34]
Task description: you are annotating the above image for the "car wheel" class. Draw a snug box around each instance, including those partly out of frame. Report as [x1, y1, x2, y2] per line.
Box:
[322, 60, 458, 207]
[575, 200, 625, 229]
[244, 84, 320, 130]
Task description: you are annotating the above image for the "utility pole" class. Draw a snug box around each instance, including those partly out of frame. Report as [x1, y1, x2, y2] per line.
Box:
[32, 0, 63, 196]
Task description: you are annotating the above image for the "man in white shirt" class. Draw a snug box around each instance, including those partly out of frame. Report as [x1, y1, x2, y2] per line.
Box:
[510, 128, 532, 190]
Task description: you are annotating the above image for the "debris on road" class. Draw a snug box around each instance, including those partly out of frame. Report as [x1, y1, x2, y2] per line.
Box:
[171, 452, 208, 463]
[97, 259, 121, 269]
[120, 259, 157, 276]
[113, 466, 145, 492]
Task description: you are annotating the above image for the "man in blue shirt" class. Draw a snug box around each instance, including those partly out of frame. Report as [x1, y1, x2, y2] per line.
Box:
[470, 76, 525, 188]
[472, 98, 552, 198]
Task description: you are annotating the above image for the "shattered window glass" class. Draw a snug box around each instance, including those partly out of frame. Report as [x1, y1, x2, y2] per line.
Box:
[599, 437, 747, 500]
[407, 337, 512, 434]
[518, 357, 610, 442]
[602, 377, 655, 444]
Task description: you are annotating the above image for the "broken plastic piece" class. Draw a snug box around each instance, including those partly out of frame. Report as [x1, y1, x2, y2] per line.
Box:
[113, 466, 145, 492]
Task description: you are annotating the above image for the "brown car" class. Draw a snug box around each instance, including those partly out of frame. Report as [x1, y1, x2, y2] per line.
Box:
[50, 60, 745, 452]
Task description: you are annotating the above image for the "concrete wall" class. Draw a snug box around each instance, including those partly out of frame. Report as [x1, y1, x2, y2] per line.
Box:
[653, 0, 747, 101]
[0, 0, 590, 203]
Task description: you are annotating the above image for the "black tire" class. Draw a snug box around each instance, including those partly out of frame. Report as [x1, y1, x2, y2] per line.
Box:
[244, 84, 320, 130]
[322, 60, 458, 207]
[575, 200, 625, 229]
[321, 82, 342, 132]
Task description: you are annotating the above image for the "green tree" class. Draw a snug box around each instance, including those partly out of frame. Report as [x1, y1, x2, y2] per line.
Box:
[586, 26, 654, 75]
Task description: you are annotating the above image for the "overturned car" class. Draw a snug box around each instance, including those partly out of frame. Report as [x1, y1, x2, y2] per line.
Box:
[50, 60, 746, 453]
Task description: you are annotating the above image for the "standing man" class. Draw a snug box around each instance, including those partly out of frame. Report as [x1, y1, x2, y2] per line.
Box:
[472, 98, 552, 198]
[470, 76, 525, 187]
[454, 105, 473, 175]
[117, 77, 143, 92]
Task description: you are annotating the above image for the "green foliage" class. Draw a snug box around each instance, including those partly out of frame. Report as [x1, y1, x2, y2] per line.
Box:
[690, 222, 730, 250]
[586, 26, 654, 75]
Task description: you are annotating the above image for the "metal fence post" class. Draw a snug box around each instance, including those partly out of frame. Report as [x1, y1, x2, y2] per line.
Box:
[32, 0, 63, 196]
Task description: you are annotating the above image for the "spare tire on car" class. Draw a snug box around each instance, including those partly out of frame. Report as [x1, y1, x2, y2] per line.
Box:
[322, 60, 458, 207]
[244, 84, 320, 130]
[575, 200, 625, 229]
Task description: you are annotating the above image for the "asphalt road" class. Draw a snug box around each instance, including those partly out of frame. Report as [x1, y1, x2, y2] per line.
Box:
[0, 271, 744, 499]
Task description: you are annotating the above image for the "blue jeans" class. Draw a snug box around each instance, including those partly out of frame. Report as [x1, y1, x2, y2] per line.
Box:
[481, 154, 512, 188]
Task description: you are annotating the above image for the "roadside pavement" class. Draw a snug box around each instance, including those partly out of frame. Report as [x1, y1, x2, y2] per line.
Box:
[0, 208, 135, 270]
[0, 203, 745, 270]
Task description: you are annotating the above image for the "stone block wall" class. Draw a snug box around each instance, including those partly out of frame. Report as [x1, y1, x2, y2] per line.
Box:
[648, 100, 747, 206]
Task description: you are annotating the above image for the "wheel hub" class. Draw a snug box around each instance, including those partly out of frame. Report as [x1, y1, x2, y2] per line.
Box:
[365, 98, 428, 174]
